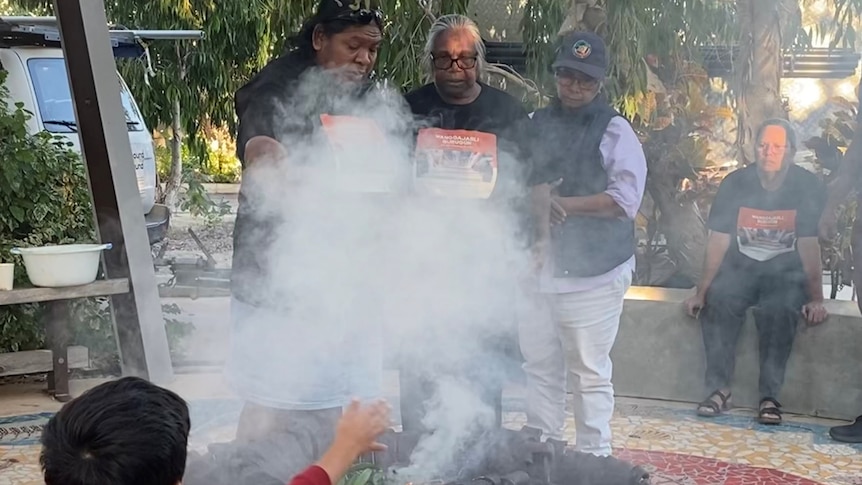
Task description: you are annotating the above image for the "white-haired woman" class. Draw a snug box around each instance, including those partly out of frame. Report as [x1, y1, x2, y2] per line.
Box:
[399, 13, 532, 435]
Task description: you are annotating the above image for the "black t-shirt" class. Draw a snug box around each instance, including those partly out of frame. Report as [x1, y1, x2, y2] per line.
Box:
[232, 52, 409, 306]
[404, 83, 531, 200]
[707, 164, 825, 272]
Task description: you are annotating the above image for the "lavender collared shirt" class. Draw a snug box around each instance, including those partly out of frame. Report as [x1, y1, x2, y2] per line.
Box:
[536, 116, 648, 294]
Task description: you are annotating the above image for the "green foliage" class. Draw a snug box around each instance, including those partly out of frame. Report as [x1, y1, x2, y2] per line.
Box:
[108, 0, 279, 159]
[805, 96, 859, 297]
[337, 463, 388, 485]
[156, 142, 233, 227]
[180, 170, 233, 229]
[14, 0, 472, 147]
[521, 0, 737, 116]
[157, 141, 240, 184]
[156, 142, 196, 180]
[520, 0, 567, 95]
[0, 70, 193, 363]
[0, 70, 99, 352]
[204, 147, 241, 183]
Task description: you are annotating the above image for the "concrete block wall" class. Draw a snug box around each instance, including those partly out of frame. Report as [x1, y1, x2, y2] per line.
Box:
[612, 287, 862, 420]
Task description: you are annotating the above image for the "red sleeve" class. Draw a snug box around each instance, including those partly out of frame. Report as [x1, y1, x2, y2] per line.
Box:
[287, 465, 332, 485]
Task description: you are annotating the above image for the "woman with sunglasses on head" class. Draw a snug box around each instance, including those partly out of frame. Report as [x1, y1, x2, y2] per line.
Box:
[229, 0, 401, 476]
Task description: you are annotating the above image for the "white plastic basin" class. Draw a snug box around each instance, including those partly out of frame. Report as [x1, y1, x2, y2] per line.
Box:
[10, 243, 112, 288]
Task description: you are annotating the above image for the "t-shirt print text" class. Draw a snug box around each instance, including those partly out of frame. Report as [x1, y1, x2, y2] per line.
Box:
[736, 207, 798, 262]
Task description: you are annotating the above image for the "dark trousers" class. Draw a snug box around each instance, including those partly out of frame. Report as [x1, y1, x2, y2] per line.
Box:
[234, 403, 342, 481]
[700, 263, 807, 399]
[399, 347, 506, 433]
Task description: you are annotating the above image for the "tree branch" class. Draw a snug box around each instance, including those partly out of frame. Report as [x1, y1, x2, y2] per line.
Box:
[485, 63, 548, 103]
[417, 0, 436, 21]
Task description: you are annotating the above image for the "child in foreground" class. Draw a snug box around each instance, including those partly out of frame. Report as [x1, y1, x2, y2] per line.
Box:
[40, 377, 391, 485]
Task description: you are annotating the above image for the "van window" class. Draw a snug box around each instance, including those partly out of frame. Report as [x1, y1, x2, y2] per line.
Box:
[27, 58, 145, 133]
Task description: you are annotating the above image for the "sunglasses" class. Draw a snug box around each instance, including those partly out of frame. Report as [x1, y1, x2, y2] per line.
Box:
[553, 68, 598, 88]
[329, 8, 384, 26]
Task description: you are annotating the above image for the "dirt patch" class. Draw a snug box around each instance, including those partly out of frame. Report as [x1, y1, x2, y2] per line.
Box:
[165, 220, 235, 256]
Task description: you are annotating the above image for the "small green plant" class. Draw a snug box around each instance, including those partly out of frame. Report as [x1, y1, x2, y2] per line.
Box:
[179, 170, 233, 229]
[338, 463, 389, 485]
[156, 138, 233, 228]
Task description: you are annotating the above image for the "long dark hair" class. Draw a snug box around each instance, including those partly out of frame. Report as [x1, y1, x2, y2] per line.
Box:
[287, 12, 381, 60]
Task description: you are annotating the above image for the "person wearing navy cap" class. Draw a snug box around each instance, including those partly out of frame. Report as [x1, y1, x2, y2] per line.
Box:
[521, 31, 647, 456]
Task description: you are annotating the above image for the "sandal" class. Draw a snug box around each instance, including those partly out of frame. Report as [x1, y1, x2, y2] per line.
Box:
[697, 389, 731, 417]
[759, 397, 782, 425]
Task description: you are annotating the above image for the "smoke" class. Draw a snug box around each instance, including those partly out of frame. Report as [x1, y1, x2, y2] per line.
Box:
[235, 65, 533, 480]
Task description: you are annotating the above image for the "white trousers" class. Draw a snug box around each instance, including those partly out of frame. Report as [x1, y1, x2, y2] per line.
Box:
[519, 270, 631, 456]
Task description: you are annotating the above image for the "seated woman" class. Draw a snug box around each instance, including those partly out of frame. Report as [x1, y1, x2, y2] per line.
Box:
[684, 119, 828, 425]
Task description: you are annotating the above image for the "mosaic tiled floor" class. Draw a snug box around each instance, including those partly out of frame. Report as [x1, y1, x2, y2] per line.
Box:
[0, 398, 859, 485]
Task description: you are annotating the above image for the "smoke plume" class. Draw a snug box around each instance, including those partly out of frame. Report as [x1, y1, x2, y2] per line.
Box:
[235, 66, 533, 480]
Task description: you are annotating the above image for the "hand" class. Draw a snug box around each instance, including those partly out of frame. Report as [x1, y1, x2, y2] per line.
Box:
[818, 212, 838, 242]
[244, 135, 288, 167]
[684, 293, 705, 318]
[802, 301, 828, 325]
[530, 240, 549, 274]
[334, 398, 391, 455]
[316, 399, 392, 485]
[550, 197, 567, 226]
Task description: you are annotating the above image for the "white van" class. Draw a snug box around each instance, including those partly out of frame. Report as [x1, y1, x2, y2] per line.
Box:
[0, 17, 202, 244]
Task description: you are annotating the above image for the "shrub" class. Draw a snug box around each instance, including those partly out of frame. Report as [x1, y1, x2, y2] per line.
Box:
[0, 70, 96, 353]
[0, 70, 192, 366]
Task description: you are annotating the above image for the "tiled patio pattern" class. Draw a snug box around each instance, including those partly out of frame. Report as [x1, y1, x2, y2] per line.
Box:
[0, 394, 859, 485]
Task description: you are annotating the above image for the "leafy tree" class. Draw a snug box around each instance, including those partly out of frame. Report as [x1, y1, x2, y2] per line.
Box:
[519, 0, 861, 285]
[13, 0, 472, 207]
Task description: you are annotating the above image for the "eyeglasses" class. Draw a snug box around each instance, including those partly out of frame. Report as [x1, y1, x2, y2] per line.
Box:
[330, 8, 384, 26]
[758, 144, 788, 153]
[554, 68, 598, 89]
[431, 55, 478, 70]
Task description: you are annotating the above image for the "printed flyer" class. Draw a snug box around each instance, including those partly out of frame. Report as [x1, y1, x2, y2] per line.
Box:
[413, 128, 498, 199]
[736, 207, 798, 261]
[319, 114, 400, 194]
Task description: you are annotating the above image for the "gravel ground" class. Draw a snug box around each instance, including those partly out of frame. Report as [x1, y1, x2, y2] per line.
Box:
[164, 220, 234, 258]
[157, 193, 237, 268]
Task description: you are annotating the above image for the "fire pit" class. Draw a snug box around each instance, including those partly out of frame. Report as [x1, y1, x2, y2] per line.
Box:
[185, 425, 650, 485]
[364, 428, 651, 485]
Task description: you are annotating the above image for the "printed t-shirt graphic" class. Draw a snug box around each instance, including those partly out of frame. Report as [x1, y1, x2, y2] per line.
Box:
[736, 207, 797, 262]
[320, 114, 399, 193]
[413, 128, 498, 199]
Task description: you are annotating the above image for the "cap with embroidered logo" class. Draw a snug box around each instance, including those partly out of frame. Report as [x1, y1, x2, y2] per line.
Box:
[552, 31, 608, 80]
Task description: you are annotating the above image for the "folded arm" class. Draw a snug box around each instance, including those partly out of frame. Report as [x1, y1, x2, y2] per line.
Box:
[554, 117, 647, 219]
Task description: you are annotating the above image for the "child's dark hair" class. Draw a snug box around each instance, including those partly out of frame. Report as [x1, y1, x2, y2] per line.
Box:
[41, 377, 191, 485]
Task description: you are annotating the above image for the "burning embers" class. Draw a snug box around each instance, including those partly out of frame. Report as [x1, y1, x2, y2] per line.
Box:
[365, 428, 651, 485]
